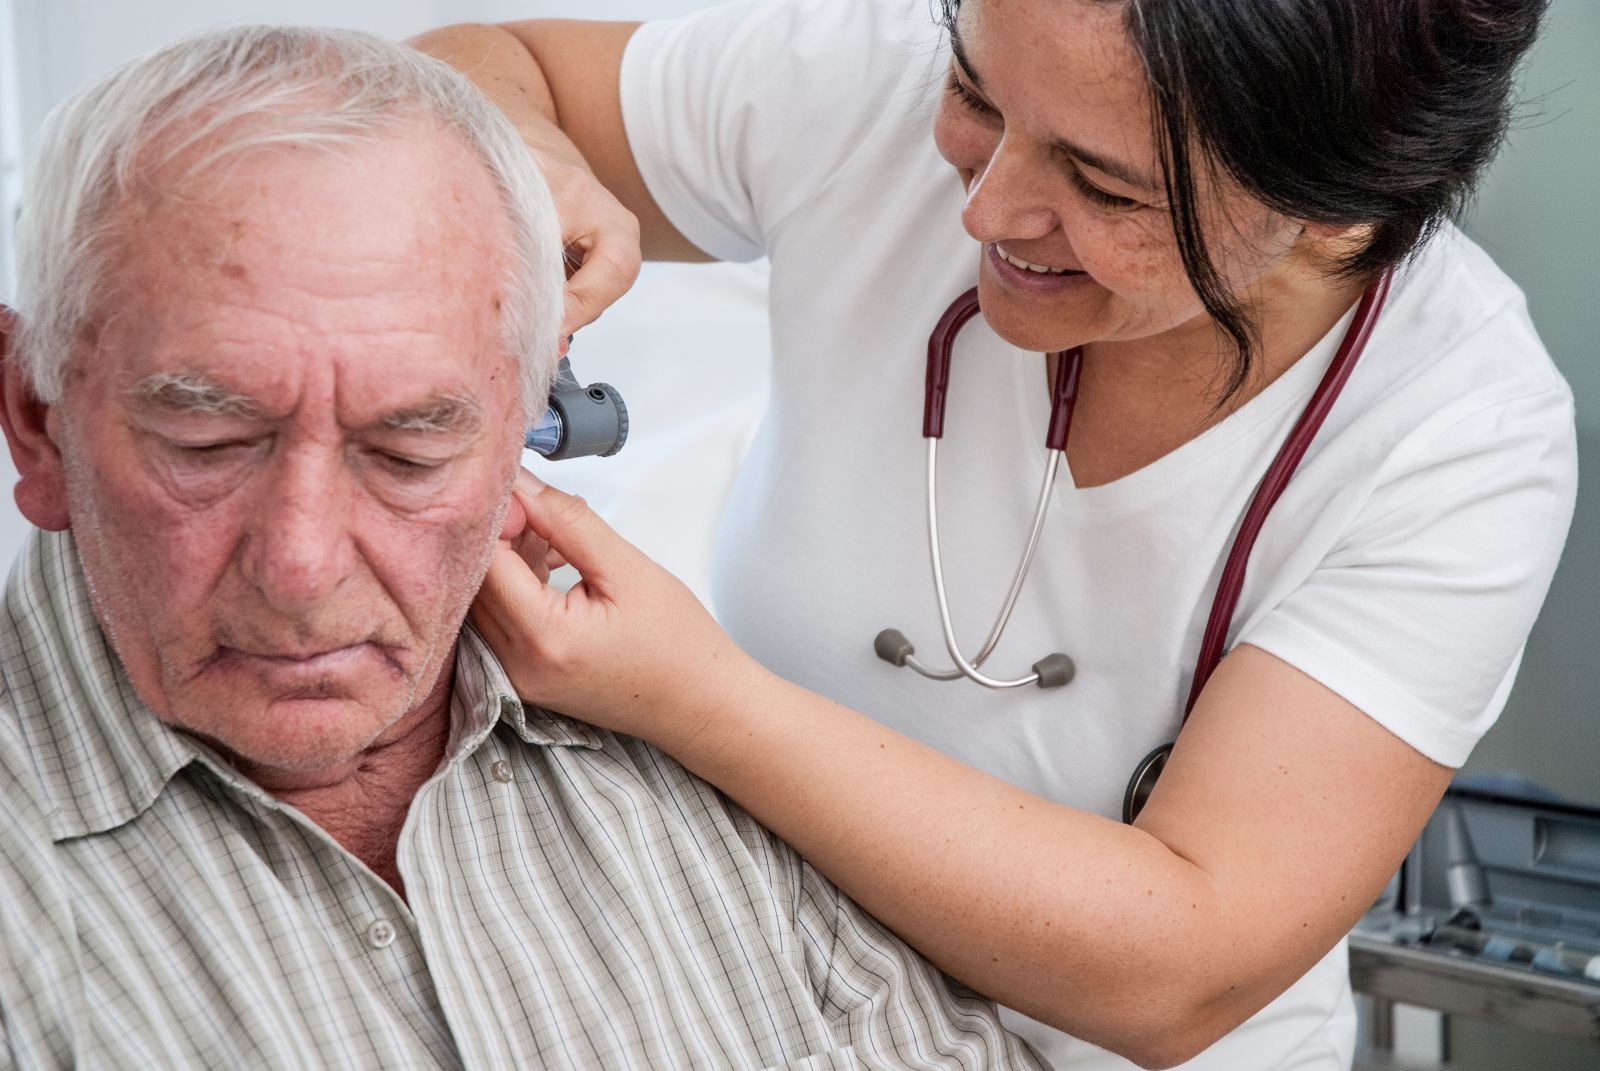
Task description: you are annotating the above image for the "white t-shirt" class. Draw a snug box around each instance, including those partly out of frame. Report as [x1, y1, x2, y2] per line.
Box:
[618, 1, 1579, 1067]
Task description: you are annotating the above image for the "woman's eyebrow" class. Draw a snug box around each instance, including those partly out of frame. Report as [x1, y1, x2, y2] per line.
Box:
[948, 25, 986, 90]
[1054, 136, 1157, 192]
[948, 23, 1158, 193]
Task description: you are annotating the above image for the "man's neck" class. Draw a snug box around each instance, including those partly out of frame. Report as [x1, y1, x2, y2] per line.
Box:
[236, 670, 458, 901]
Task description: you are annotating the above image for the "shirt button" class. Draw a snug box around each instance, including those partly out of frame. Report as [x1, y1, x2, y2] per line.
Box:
[490, 760, 514, 784]
[366, 919, 397, 949]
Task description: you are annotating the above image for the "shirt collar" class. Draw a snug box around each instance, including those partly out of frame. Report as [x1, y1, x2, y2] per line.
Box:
[455, 625, 606, 752]
[1, 530, 197, 841]
[2, 529, 601, 844]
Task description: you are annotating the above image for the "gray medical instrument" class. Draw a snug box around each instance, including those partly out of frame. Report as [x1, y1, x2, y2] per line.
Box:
[525, 355, 629, 460]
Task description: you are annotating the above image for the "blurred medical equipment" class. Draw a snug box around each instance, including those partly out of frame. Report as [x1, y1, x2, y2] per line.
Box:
[1353, 785, 1600, 1050]
[874, 271, 1393, 822]
[525, 355, 629, 460]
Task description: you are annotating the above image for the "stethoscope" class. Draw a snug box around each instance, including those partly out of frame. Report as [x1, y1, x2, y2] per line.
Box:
[874, 269, 1393, 823]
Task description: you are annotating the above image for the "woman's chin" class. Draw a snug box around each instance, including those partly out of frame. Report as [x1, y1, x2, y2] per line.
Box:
[976, 273, 1092, 355]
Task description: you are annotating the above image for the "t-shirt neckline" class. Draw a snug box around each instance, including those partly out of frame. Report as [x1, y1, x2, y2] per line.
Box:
[1009, 303, 1361, 517]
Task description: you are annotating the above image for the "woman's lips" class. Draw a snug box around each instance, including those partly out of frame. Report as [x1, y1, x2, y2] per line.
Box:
[985, 242, 1091, 295]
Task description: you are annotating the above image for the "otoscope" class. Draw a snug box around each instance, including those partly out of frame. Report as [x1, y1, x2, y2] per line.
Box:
[524, 354, 629, 460]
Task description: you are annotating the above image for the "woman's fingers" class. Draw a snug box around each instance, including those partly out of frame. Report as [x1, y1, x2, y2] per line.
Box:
[513, 478, 644, 599]
[472, 543, 560, 653]
[542, 159, 642, 337]
[560, 234, 641, 338]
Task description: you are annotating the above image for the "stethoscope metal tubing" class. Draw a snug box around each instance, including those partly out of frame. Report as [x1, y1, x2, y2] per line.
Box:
[879, 271, 1394, 824]
[910, 439, 1065, 688]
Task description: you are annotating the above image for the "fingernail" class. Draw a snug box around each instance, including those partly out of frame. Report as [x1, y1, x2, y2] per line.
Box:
[518, 468, 546, 493]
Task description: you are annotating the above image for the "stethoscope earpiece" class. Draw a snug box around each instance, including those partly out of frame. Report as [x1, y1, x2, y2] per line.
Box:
[873, 629, 915, 667]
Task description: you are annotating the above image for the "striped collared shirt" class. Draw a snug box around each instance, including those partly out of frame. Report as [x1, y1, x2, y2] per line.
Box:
[0, 530, 1045, 1070]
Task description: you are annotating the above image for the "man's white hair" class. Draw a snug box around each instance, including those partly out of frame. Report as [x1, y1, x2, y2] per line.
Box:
[10, 24, 563, 416]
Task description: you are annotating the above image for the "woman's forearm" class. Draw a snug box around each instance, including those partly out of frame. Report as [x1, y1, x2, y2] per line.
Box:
[474, 482, 1439, 1068]
[669, 663, 1242, 1066]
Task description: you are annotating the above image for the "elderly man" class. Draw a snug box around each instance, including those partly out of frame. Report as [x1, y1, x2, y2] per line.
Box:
[0, 26, 1043, 1071]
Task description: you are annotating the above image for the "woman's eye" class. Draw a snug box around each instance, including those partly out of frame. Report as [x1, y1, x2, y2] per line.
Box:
[946, 70, 996, 117]
[1070, 170, 1141, 211]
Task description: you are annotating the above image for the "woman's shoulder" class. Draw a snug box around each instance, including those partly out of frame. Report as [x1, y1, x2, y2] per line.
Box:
[1378, 225, 1570, 402]
[1324, 225, 1575, 481]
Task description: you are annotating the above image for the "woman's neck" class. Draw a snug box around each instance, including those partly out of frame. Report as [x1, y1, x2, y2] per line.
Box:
[1063, 249, 1374, 488]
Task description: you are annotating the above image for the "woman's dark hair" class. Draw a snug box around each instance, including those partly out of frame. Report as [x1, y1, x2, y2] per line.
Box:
[936, 0, 1549, 398]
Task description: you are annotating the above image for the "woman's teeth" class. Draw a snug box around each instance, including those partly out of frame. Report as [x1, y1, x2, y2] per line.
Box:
[996, 244, 1073, 275]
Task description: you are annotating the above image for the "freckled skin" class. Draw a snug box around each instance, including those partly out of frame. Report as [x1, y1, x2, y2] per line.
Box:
[54, 125, 528, 785]
[933, 0, 1308, 357]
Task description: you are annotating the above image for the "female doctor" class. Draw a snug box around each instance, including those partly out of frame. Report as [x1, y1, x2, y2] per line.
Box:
[415, 1, 1575, 1067]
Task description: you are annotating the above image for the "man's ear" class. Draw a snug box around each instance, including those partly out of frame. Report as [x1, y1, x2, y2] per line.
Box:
[0, 307, 72, 531]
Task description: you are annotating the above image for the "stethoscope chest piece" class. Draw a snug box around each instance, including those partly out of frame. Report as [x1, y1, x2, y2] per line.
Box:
[1122, 741, 1173, 825]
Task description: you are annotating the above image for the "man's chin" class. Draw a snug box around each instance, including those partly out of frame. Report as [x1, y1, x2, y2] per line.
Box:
[166, 690, 416, 783]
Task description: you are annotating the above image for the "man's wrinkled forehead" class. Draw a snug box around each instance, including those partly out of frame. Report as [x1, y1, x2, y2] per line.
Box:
[88, 121, 521, 417]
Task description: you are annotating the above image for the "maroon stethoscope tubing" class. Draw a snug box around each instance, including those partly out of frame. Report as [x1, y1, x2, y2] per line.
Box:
[1184, 267, 1393, 718]
[920, 270, 1394, 823]
[924, 287, 1082, 449]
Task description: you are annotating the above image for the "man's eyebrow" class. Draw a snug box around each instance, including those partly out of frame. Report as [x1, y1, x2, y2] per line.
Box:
[131, 371, 262, 418]
[377, 394, 484, 435]
[949, 23, 1158, 193]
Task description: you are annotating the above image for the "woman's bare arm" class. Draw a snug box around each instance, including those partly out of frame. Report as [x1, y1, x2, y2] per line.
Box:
[473, 477, 1451, 1069]
[410, 21, 710, 334]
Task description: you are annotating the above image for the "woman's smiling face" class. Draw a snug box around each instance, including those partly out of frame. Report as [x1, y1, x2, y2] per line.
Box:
[932, 0, 1306, 356]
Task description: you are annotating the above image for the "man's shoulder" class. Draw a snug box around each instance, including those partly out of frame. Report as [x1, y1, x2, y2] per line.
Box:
[603, 730, 806, 879]
[0, 684, 53, 829]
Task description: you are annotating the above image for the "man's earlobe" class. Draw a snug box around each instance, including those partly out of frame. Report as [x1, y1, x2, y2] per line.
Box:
[0, 308, 72, 532]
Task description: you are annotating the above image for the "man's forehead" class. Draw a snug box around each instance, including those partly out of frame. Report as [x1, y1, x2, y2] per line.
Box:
[108, 122, 513, 330]
[88, 124, 520, 419]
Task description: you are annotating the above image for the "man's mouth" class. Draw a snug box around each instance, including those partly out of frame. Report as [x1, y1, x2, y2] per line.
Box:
[197, 641, 377, 680]
[243, 645, 367, 669]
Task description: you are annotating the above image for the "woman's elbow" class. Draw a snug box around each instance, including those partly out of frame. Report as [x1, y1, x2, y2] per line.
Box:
[1028, 975, 1244, 1069]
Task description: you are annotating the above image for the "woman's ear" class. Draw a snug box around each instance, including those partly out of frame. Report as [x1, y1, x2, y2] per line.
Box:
[0, 308, 72, 532]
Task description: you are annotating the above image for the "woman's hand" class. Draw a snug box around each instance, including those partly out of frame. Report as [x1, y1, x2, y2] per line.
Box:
[539, 155, 642, 346]
[472, 471, 761, 747]
[408, 23, 644, 345]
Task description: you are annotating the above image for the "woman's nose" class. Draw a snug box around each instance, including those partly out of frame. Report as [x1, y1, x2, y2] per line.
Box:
[960, 134, 1059, 244]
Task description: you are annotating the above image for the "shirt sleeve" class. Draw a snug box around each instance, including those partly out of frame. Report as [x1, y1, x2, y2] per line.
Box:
[0, 716, 76, 1070]
[1241, 379, 1579, 767]
[618, 0, 935, 262]
[787, 853, 1048, 1069]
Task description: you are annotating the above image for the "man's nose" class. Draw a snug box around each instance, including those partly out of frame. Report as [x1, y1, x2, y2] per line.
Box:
[240, 448, 355, 612]
[960, 133, 1059, 243]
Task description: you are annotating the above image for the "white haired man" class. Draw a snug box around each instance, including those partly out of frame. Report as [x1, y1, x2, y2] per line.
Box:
[0, 27, 1043, 1070]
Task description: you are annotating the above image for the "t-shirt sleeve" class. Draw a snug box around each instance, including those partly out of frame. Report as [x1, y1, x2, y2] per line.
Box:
[619, 0, 933, 263]
[1241, 381, 1578, 767]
